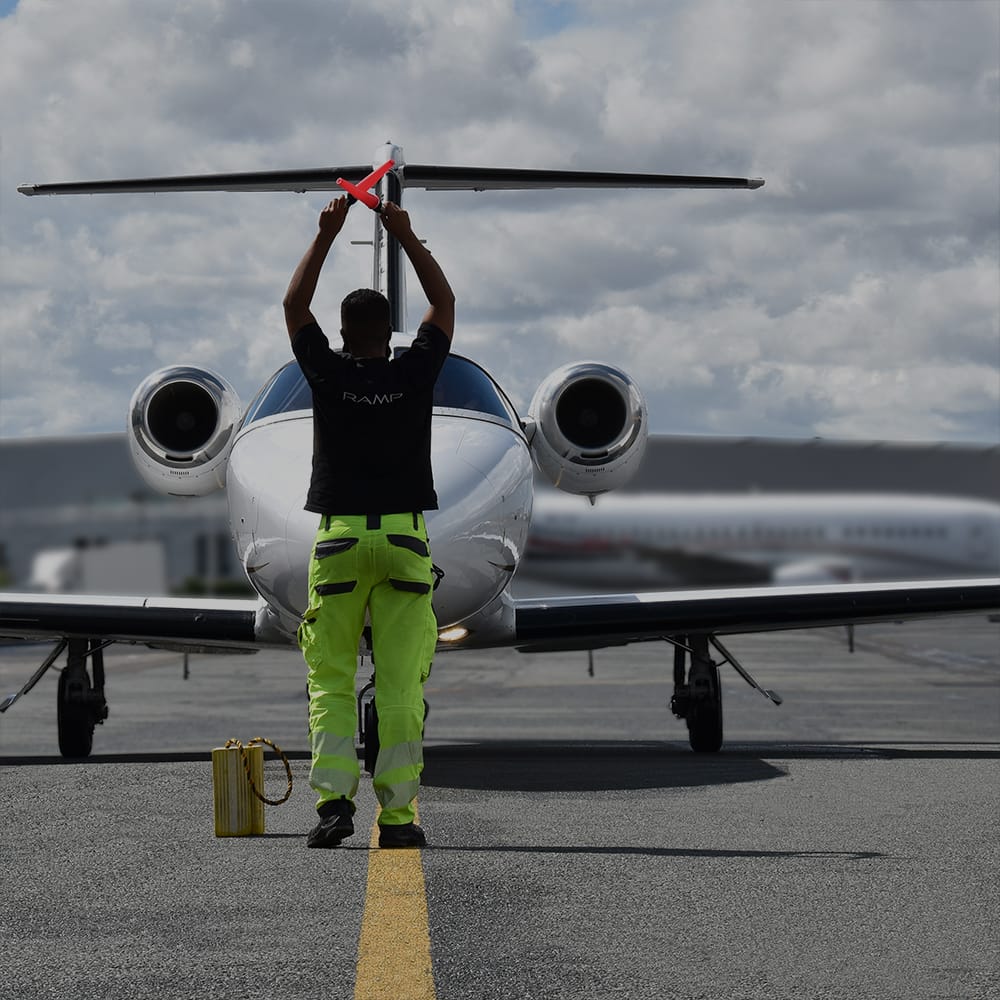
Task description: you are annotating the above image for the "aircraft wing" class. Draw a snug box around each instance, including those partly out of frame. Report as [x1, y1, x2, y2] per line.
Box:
[0, 579, 996, 654]
[0, 593, 262, 649]
[18, 166, 764, 197]
[507, 577, 1000, 652]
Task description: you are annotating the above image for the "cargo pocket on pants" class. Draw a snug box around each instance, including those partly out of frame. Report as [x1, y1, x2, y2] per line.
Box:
[311, 536, 360, 599]
[301, 535, 361, 655]
[386, 533, 437, 682]
[386, 533, 433, 594]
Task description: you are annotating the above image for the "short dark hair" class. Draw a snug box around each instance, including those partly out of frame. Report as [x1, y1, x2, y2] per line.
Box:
[341, 288, 391, 356]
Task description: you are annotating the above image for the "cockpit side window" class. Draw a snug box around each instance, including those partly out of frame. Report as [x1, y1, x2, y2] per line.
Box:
[242, 354, 518, 427]
[400, 350, 517, 423]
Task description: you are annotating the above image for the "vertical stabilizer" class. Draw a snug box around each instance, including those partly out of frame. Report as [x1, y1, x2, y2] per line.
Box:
[372, 143, 407, 334]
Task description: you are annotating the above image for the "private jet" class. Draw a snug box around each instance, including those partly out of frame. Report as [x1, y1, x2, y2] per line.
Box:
[3, 143, 997, 759]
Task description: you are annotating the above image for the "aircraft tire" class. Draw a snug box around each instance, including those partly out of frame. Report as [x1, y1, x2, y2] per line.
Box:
[57, 662, 95, 758]
[361, 698, 428, 774]
[687, 661, 723, 753]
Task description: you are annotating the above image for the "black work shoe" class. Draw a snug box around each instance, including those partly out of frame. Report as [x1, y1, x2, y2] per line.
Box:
[378, 822, 426, 849]
[306, 801, 354, 848]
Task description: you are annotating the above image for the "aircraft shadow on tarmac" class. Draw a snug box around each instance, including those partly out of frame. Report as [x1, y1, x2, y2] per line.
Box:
[419, 739, 1000, 792]
[0, 742, 785, 792]
[420, 740, 787, 792]
[3, 740, 996, 773]
[3, 740, 996, 775]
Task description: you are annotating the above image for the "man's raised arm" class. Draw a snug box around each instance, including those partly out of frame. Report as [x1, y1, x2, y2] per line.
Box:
[381, 202, 455, 343]
[283, 198, 350, 338]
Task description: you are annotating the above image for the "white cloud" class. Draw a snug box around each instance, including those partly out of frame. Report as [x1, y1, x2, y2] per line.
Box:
[0, 0, 997, 444]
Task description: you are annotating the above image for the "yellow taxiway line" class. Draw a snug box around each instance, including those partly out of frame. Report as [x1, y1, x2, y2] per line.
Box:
[354, 806, 435, 1000]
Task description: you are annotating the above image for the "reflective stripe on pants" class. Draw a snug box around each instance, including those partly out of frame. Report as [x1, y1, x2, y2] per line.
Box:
[298, 513, 437, 825]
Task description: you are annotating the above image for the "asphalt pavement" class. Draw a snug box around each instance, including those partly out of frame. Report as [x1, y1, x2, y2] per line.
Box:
[1, 613, 998, 999]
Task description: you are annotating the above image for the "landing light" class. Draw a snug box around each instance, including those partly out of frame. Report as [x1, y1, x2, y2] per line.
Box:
[437, 625, 469, 643]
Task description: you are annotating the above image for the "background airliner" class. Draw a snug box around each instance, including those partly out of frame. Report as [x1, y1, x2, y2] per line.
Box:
[523, 491, 1000, 588]
[3, 143, 997, 761]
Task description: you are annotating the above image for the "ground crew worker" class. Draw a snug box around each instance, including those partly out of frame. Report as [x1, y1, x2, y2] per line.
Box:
[283, 196, 454, 849]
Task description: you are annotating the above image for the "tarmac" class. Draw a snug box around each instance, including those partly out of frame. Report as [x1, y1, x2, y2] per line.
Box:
[1, 609, 998, 999]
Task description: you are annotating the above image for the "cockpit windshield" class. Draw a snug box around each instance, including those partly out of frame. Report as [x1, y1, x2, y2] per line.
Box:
[241, 351, 519, 428]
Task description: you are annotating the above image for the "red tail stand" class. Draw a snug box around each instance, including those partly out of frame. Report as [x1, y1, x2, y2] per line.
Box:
[336, 159, 395, 211]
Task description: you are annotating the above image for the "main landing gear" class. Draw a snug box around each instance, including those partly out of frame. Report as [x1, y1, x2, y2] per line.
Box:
[668, 633, 782, 753]
[57, 639, 110, 757]
[358, 676, 379, 775]
[670, 635, 723, 752]
[0, 638, 110, 757]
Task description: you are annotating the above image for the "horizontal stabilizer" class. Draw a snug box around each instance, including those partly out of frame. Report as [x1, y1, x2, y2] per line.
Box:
[403, 165, 764, 191]
[17, 166, 374, 196]
[19, 164, 764, 196]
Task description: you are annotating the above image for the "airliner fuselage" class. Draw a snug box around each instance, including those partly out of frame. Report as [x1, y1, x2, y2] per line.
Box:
[525, 492, 1000, 587]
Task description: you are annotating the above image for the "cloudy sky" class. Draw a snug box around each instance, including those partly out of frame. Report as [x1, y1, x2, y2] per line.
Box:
[1, 0, 997, 444]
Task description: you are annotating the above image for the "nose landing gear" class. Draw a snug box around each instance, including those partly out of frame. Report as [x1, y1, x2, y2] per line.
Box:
[357, 673, 431, 776]
[358, 677, 379, 775]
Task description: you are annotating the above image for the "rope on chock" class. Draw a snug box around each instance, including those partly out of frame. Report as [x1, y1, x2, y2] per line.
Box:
[223, 737, 293, 806]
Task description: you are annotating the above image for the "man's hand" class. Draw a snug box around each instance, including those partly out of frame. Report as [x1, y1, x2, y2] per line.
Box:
[318, 197, 350, 239]
[380, 202, 415, 242]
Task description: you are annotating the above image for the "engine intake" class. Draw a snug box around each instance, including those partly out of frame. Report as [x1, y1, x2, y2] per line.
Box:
[127, 366, 242, 496]
[526, 362, 647, 498]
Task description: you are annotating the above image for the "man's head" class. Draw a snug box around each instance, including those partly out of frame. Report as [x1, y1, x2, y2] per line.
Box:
[341, 288, 392, 358]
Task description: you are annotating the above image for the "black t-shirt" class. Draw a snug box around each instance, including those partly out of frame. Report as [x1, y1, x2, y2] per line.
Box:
[291, 320, 450, 514]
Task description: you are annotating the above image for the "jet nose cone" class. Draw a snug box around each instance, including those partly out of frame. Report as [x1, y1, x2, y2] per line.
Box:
[426, 417, 533, 625]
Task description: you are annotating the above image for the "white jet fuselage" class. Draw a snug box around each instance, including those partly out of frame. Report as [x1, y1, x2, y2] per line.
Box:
[226, 401, 534, 637]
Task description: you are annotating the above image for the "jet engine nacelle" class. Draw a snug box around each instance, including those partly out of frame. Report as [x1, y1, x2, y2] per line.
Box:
[127, 365, 242, 497]
[525, 361, 648, 498]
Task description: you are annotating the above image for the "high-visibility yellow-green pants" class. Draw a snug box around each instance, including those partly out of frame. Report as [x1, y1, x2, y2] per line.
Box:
[297, 512, 437, 826]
